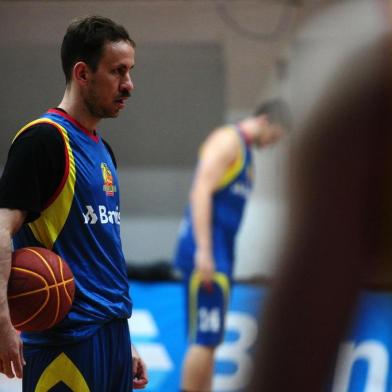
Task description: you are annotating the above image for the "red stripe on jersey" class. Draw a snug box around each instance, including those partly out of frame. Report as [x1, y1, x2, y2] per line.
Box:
[47, 108, 99, 143]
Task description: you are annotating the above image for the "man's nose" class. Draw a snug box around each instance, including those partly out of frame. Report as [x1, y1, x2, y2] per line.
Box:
[122, 73, 134, 93]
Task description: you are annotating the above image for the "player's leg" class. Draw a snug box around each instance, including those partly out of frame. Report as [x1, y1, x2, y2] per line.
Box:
[106, 318, 132, 391]
[181, 271, 230, 392]
[182, 344, 215, 392]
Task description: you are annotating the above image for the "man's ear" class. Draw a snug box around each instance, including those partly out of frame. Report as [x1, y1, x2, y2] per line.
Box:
[73, 62, 89, 85]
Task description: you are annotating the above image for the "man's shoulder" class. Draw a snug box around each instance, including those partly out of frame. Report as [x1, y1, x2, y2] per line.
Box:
[207, 124, 237, 143]
[208, 125, 241, 149]
[14, 120, 64, 144]
[213, 124, 236, 134]
[200, 125, 240, 163]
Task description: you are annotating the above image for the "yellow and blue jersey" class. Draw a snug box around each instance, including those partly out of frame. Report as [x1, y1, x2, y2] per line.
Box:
[13, 109, 132, 345]
[174, 125, 253, 277]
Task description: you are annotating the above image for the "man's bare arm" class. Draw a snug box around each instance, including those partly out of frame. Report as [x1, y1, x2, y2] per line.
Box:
[0, 208, 26, 378]
[190, 128, 239, 284]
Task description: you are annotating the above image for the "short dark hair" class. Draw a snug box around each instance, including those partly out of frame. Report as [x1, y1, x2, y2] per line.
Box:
[254, 98, 292, 131]
[61, 15, 135, 84]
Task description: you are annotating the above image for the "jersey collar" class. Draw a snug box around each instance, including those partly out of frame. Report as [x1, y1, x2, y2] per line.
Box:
[47, 108, 100, 143]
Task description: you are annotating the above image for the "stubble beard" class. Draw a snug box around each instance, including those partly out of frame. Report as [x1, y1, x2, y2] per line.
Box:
[84, 86, 119, 119]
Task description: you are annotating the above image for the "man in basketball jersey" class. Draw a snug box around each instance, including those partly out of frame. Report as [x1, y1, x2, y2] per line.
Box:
[173, 99, 290, 392]
[0, 16, 148, 391]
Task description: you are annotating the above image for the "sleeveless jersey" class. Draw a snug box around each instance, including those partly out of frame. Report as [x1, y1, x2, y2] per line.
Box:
[174, 125, 253, 276]
[13, 109, 132, 345]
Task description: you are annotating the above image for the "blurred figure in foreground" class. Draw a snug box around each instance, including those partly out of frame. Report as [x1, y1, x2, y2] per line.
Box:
[251, 1, 392, 391]
[173, 100, 291, 391]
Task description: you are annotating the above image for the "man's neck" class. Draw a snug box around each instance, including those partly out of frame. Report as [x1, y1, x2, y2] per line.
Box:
[58, 91, 99, 134]
[238, 117, 260, 145]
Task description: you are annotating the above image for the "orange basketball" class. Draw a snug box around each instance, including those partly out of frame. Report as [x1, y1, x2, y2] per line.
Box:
[8, 247, 75, 332]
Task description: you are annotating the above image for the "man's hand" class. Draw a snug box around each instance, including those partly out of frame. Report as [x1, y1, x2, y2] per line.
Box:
[0, 320, 24, 378]
[131, 344, 148, 389]
[195, 249, 215, 287]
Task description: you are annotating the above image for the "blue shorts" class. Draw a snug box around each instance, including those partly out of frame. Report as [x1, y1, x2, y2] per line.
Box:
[185, 271, 231, 347]
[22, 318, 132, 392]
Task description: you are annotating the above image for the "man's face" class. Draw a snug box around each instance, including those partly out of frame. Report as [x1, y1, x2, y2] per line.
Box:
[84, 40, 135, 119]
[256, 122, 284, 148]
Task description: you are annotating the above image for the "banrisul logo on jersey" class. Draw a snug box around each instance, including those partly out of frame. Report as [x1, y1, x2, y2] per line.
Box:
[101, 162, 117, 196]
[83, 205, 120, 225]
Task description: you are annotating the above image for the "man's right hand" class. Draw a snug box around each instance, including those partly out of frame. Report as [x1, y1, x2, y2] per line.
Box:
[195, 249, 215, 287]
[0, 320, 24, 378]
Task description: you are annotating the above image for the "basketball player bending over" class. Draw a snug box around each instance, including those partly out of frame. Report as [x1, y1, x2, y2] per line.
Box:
[173, 99, 290, 392]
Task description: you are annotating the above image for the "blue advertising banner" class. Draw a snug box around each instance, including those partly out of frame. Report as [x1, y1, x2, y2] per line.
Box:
[130, 283, 392, 392]
[328, 291, 392, 392]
